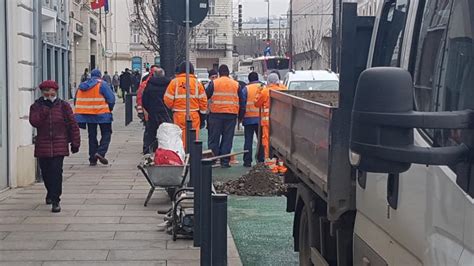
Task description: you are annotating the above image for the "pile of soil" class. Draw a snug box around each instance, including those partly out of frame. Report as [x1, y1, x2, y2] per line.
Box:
[215, 164, 287, 196]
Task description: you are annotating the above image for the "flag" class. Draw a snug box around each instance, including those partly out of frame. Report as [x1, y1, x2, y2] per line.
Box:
[104, 0, 109, 13]
[90, 0, 105, 10]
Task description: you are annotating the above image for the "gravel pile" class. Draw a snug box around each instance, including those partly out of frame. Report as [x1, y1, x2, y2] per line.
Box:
[215, 164, 287, 196]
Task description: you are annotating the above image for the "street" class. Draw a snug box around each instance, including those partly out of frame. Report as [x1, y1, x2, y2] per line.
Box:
[0, 102, 241, 265]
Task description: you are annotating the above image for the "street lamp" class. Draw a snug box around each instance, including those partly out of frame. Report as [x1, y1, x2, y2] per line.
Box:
[264, 0, 270, 42]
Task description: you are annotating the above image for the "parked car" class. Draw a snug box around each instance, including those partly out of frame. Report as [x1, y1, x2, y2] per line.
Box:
[283, 70, 339, 91]
[195, 68, 210, 85]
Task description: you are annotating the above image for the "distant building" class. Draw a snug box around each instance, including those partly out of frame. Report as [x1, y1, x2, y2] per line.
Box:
[234, 18, 289, 57]
[190, 0, 234, 71]
[291, 0, 332, 70]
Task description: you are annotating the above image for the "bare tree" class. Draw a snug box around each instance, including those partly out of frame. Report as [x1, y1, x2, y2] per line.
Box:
[131, 0, 160, 53]
[132, 0, 191, 66]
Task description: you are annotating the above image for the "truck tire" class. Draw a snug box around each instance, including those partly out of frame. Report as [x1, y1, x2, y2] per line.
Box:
[299, 205, 313, 266]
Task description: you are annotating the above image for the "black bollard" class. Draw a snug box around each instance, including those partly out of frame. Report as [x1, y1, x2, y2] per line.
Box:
[188, 129, 197, 187]
[125, 92, 136, 126]
[211, 194, 228, 266]
[185, 119, 193, 153]
[191, 141, 203, 247]
[200, 159, 213, 265]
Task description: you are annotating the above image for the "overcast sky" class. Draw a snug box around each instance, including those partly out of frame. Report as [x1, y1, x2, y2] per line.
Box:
[238, 0, 291, 20]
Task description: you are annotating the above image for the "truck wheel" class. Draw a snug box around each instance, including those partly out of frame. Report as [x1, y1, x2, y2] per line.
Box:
[299, 205, 313, 266]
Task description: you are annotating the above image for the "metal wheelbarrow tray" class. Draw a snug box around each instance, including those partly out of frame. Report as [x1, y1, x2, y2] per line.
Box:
[138, 164, 188, 206]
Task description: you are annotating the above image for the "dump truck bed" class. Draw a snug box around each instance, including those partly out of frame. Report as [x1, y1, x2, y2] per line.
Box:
[270, 90, 355, 221]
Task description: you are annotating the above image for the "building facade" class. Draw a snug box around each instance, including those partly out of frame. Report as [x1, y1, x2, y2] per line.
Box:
[1, 0, 43, 191]
[291, 0, 333, 71]
[234, 18, 289, 57]
[190, 0, 234, 71]
[357, 0, 379, 16]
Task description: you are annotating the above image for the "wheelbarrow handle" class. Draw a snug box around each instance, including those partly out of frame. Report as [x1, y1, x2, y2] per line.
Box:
[203, 150, 249, 161]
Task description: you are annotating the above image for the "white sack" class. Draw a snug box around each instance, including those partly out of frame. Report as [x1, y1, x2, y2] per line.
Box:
[157, 122, 185, 161]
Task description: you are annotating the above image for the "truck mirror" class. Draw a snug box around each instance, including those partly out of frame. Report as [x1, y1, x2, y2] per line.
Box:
[350, 67, 471, 173]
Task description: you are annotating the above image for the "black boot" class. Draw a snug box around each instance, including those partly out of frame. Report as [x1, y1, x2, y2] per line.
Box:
[52, 202, 61, 213]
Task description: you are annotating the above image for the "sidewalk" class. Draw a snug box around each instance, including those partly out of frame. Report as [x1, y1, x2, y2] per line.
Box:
[0, 102, 241, 266]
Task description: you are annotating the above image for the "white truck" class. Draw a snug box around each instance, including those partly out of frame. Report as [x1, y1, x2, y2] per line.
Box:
[271, 1, 474, 265]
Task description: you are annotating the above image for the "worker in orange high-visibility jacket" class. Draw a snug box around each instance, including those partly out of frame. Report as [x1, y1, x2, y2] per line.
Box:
[206, 64, 244, 168]
[164, 62, 207, 148]
[254, 73, 287, 160]
[241, 72, 265, 167]
[75, 69, 116, 166]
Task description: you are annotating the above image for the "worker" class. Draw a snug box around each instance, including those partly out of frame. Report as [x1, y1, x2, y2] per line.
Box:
[164, 62, 207, 148]
[241, 72, 264, 167]
[254, 73, 287, 161]
[206, 64, 244, 168]
[136, 65, 159, 154]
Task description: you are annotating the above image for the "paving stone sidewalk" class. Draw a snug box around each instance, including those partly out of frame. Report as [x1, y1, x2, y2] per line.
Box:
[0, 102, 242, 266]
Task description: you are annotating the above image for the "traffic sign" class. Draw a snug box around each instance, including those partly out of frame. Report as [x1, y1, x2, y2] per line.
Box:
[169, 0, 209, 27]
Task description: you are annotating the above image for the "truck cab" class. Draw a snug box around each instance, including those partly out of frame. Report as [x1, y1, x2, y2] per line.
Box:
[272, 1, 474, 265]
[355, 0, 474, 264]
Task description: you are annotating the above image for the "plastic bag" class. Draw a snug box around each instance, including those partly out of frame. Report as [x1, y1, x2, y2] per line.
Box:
[154, 148, 183, 166]
[157, 122, 185, 161]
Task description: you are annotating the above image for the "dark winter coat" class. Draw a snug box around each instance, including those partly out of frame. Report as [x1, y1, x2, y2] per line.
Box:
[119, 72, 132, 91]
[142, 76, 173, 123]
[29, 98, 81, 158]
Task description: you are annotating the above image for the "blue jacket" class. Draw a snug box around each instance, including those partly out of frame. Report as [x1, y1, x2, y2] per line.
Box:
[74, 77, 116, 124]
[241, 81, 263, 126]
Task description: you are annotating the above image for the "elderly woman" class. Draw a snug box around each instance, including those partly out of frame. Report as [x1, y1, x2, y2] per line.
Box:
[29, 80, 81, 213]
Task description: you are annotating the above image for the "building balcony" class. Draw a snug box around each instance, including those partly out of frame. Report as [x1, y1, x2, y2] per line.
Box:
[195, 43, 230, 51]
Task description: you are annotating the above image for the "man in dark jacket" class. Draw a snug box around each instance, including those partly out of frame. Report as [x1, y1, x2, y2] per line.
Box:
[142, 68, 172, 153]
[29, 80, 81, 213]
[119, 68, 132, 102]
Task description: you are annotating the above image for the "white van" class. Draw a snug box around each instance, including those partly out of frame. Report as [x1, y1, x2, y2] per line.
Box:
[283, 70, 339, 91]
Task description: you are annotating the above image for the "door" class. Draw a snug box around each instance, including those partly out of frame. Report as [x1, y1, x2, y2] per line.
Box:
[0, 1, 7, 189]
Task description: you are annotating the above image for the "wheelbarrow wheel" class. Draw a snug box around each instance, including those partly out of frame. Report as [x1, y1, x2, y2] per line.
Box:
[166, 187, 176, 200]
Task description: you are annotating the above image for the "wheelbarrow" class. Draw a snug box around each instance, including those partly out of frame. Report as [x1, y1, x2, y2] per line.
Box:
[137, 156, 189, 206]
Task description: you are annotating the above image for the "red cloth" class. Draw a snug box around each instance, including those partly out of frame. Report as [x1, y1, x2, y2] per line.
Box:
[29, 99, 81, 158]
[154, 148, 183, 166]
[90, 0, 105, 9]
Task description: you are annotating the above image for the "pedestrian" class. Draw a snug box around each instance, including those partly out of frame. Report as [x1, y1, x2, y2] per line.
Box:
[80, 68, 90, 82]
[75, 69, 116, 166]
[255, 73, 287, 161]
[206, 64, 244, 168]
[112, 71, 120, 92]
[137, 65, 159, 153]
[119, 68, 132, 103]
[142, 67, 150, 81]
[164, 62, 207, 148]
[131, 70, 141, 93]
[102, 71, 112, 85]
[142, 68, 172, 153]
[241, 72, 264, 167]
[29, 80, 81, 213]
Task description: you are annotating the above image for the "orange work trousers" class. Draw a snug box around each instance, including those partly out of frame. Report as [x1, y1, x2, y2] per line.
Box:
[173, 111, 200, 149]
[261, 124, 270, 159]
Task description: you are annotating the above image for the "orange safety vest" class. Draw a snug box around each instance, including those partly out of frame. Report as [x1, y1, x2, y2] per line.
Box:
[75, 81, 110, 115]
[244, 83, 262, 118]
[164, 74, 207, 113]
[210, 76, 239, 114]
[255, 83, 286, 125]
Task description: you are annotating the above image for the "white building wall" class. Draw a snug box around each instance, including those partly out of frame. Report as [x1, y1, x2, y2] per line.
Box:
[110, 0, 132, 73]
[6, 0, 37, 188]
[357, 0, 379, 16]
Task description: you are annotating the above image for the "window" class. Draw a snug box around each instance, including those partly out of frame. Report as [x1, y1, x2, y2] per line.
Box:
[207, 29, 216, 48]
[131, 25, 140, 44]
[413, 0, 452, 113]
[209, 0, 215, 15]
[372, 0, 409, 67]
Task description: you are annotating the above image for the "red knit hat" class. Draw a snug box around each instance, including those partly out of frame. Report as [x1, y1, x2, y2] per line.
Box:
[38, 80, 59, 91]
